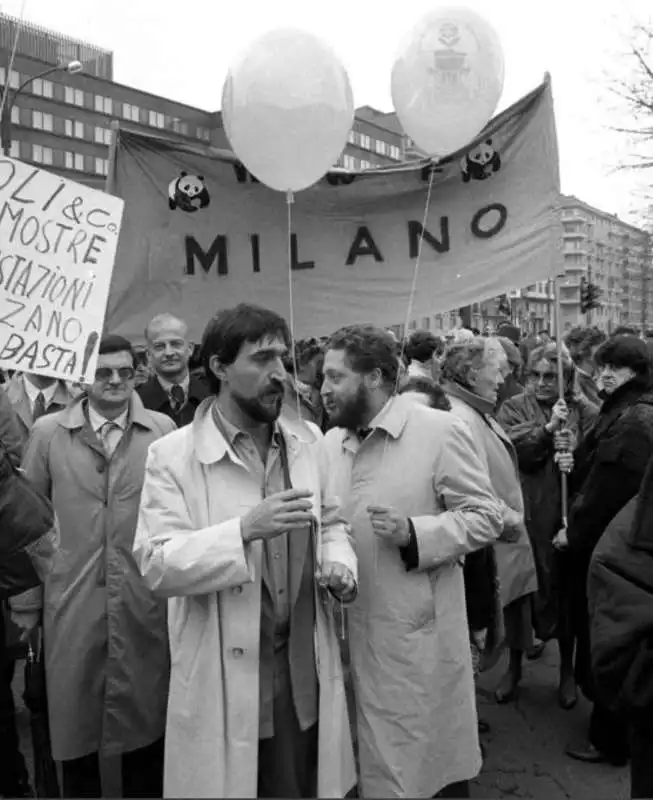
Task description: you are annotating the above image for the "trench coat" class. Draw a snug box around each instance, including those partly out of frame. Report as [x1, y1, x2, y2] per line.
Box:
[22, 394, 175, 761]
[3, 373, 72, 447]
[133, 399, 357, 799]
[321, 395, 503, 798]
[447, 391, 538, 609]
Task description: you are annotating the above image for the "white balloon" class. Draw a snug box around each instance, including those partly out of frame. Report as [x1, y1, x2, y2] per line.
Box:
[391, 6, 505, 157]
[222, 29, 354, 193]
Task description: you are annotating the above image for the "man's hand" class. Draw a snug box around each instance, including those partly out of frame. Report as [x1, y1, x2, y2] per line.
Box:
[241, 489, 315, 543]
[10, 609, 40, 642]
[554, 428, 573, 452]
[367, 506, 411, 548]
[316, 561, 356, 602]
[552, 528, 568, 551]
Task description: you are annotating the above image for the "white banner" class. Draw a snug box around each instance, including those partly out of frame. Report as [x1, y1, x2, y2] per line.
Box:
[108, 78, 560, 342]
[0, 157, 124, 381]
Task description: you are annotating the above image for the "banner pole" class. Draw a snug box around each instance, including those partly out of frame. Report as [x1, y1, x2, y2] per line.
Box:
[105, 121, 120, 196]
[553, 277, 569, 526]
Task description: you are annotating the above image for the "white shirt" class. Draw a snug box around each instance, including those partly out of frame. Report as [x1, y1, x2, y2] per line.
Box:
[23, 376, 58, 413]
[88, 404, 129, 456]
[407, 360, 433, 381]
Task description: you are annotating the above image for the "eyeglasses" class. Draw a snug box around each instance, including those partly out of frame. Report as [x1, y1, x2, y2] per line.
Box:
[530, 370, 557, 383]
[94, 367, 135, 382]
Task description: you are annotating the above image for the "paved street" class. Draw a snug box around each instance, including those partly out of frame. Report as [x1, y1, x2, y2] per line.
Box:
[13, 642, 629, 799]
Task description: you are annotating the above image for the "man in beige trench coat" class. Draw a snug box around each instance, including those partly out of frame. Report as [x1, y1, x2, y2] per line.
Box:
[21, 334, 175, 798]
[320, 324, 503, 799]
[134, 304, 358, 799]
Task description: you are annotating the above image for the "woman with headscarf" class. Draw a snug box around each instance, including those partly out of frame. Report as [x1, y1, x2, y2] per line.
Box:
[441, 337, 538, 704]
[497, 343, 598, 709]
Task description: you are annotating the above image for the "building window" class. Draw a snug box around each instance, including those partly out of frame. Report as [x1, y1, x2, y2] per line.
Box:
[74, 121, 84, 139]
[94, 157, 108, 176]
[63, 87, 83, 106]
[148, 110, 165, 128]
[171, 118, 188, 136]
[390, 145, 401, 160]
[197, 126, 211, 142]
[360, 160, 372, 170]
[347, 130, 358, 145]
[9, 70, 20, 89]
[10, 105, 19, 125]
[32, 145, 43, 163]
[74, 153, 84, 171]
[42, 147, 53, 165]
[32, 111, 53, 132]
[64, 119, 73, 137]
[94, 95, 113, 115]
[359, 134, 371, 150]
[122, 103, 140, 122]
[343, 155, 356, 170]
[94, 126, 112, 145]
[375, 140, 387, 156]
[9, 141, 20, 159]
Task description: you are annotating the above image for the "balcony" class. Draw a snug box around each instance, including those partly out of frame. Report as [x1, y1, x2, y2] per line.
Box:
[563, 230, 588, 240]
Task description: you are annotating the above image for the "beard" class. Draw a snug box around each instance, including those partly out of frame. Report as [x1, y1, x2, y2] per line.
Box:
[326, 382, 371, 431]
[233, 385, 284, 423]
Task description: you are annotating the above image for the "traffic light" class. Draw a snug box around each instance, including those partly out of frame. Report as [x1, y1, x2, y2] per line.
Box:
[580, 278, 602, 313]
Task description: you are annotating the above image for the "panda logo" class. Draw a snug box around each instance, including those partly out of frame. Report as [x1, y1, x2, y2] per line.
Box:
[168, 172, 211, 212]
[461, 139, 502, 183]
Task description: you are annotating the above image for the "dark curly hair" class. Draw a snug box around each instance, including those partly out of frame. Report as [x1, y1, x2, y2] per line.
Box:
[594, 335, 652, 382]
[327, 324, 399, 388]
[564, 326, 607, 365]
[405, 330, 444, 364]
[200, 304, 290, 394]
[399, 377, 451, 411]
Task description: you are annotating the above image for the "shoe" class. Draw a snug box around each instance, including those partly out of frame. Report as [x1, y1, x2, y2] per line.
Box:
[526, 639, 546, 660]
[495, 673, 520, 704]
[558, 675, 578, 710]
[565, 743, 628, 767]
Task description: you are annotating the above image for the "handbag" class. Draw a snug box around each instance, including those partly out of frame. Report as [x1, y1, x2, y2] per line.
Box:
[0, 443, 55, 599]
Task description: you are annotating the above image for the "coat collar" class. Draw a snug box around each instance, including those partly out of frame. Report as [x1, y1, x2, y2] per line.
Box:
[58, 392, 155, 431]
[443, 380, 496, 417]
[6, 373, 71, 408]
[191, 397, 318, 466]
[340, 394, 408, 449]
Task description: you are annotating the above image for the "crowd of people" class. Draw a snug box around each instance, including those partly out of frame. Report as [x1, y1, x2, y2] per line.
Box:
[1, 307, 653, 799]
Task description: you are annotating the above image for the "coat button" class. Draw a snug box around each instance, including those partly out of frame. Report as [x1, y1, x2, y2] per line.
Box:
[97, 464, 105, 473]
[232, 586, 243, 595]
[232, 647, 244, 658]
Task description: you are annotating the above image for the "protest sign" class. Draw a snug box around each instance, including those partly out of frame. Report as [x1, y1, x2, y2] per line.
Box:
[107, 77, 560, 342]
[0, 158, 124, 381]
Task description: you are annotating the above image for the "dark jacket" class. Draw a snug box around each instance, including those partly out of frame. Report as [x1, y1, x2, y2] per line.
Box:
[568, 380, 653, 555]
[137, 373, 210, 428]
[589, 488, 653, 730]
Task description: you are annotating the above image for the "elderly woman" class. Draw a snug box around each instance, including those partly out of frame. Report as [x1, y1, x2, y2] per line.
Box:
[497, 343, 598, 709]
[442, 337, 538, 703]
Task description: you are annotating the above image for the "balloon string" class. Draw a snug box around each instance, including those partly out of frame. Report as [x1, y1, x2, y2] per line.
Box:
[373, 165, 436, 577]
[286, 190, 302, 422]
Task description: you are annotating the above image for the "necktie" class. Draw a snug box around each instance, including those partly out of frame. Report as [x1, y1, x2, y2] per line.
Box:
[170, 384, 185, 413]
[32, 392, 46, 421]
[101, 421, 122, 458]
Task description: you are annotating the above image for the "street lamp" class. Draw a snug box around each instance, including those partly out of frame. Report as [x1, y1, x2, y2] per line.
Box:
[1, 60, 83, 156]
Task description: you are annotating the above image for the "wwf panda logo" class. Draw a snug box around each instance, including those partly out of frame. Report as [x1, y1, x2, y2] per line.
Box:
[168, 172, 211, 212]
[461, 139, 502, 183]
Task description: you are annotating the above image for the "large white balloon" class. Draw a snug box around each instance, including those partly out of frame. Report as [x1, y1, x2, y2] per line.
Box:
[391, 6, 505, 156]
[221, 29, 354, 193]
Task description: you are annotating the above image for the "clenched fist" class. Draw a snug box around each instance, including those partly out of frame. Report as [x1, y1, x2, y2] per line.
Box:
[367, 505, 411, 548]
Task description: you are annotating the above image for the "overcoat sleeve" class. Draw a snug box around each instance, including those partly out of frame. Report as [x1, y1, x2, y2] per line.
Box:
[410, 417, 503, 570]
[497, 397, 553, 473]
[134, 444, 255, 598]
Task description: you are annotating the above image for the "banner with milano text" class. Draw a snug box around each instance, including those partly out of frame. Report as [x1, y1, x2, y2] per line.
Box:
[107, 77, 561, 343]
[0, 159, 124, 380]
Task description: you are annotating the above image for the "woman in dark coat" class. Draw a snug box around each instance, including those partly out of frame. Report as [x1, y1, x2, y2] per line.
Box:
[562, 336, 653, 766]
[498, 344, 597, 709]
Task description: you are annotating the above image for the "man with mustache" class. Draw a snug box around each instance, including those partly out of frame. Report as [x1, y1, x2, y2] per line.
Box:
[138, 313, 209, 427]
[134, 304, 358, 798]
[320, 324, 503, 799]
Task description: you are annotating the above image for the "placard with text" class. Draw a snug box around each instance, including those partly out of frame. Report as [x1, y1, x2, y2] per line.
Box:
[0, 158, 124, 381]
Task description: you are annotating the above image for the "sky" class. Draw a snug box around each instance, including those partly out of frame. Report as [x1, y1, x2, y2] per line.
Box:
[2, 0, 652, 222]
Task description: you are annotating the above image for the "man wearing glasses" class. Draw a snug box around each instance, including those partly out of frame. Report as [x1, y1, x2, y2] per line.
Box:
[21, 334, 176, 798]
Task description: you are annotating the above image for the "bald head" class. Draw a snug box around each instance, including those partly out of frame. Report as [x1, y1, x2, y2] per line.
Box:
[145, 313, 192, 383]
